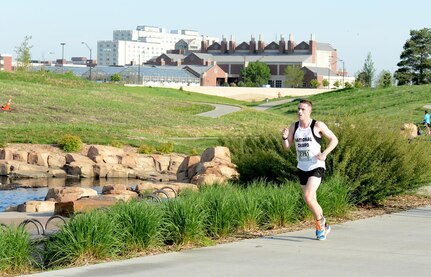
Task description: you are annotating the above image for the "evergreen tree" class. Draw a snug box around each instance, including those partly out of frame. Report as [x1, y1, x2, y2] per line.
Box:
[377, 70, 393, 88]
[360, 52, 376, 87]
[395, 28, 431, 85]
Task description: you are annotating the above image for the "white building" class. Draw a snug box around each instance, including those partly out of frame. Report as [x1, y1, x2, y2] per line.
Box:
[97, 25, 218, 66]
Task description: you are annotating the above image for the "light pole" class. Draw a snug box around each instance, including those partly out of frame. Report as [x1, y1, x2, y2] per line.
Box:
[337, 57, 345, 87]
[81, 42, 92, 80]
[60, 42, 66, 74]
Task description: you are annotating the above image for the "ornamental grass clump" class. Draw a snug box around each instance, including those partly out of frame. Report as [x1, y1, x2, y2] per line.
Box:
[43, 210, 122, 267]
[317, 174, 353, 217]
[109, 201, 163, 253]
[0, 226, 34, 274]
[162, 196, 207, 246]
[199, 184, 239, 239]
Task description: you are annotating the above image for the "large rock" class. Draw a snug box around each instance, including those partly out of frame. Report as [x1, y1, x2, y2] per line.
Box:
[94, 164, 130, 178]
[48, 154, 67, 168]
[87, 145, 124, 163]
[17, 200, 56, 213]
[45, 187, 98, 202]
[0, 148, 14, 160]
[13, 151, 29, 162]
[168, 154, 186, 173]
[66, 162, 95, 178]
[152, 154, 171, 172]
[176, 156, 200, 182]
[54, 195, 118, 217]
[65, 153, 94, 164]
[102, 184, 138, 202]
[400, 123, 418, 139]
[121, 153, 156, 171]
[28, 151, 50, 167]
[200, 146, 231, 163]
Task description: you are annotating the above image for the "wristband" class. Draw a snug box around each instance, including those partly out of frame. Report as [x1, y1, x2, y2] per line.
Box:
[282, 136, 288, 140]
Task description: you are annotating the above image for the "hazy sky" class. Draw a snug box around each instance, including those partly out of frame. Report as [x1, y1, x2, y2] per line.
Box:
[1, 0, 429, 75]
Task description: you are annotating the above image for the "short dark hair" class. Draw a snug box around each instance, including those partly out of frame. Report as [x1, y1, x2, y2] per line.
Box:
[299, 99, 313, 107]
[425, 110, 428, 113]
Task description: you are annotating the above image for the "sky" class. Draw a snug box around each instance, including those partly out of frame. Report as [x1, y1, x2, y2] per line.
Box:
[1, 0, 430, 75]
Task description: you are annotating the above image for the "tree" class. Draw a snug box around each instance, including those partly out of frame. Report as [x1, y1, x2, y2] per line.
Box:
[322, 79, 329, 88]
[358, 52, 376, 87]
[395, 28, 431, 85]
[284, 65, 304, 88]
[344, 82, 353, 89]
[111, 73, 122, 82]
[240, 61, 271, 87]
[377, 70, 393, 88]
[333, 80, 341, 89]
[310, 79, 320, 88]
[354, 80, 364, 88]
[14, 35, 33, 71]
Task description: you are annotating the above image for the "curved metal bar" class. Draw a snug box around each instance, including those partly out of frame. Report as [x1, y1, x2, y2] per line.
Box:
[139, 193, 162, 203]
[159, 186, 178, 198]
[0, 222, 8, 230]
[45, 215, 67, 235]
[19, 219, 45, 235]
[154, 189, 170, 200]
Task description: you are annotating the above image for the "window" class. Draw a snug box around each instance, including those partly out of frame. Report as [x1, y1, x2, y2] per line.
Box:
[268, 80, 274, 88]
[275, 80, 282, 88]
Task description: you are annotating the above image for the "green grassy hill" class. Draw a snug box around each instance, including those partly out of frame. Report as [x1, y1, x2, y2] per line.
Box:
[270, 85, 431, 128]
[0, 71, 287, 153]
[1, 71, 430, 153]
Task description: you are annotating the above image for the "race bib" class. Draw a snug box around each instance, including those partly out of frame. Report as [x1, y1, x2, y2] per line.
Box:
[297, 150, 312, 161]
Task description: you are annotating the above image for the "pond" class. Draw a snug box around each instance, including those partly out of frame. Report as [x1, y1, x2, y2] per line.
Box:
[0, 177, 140, 212]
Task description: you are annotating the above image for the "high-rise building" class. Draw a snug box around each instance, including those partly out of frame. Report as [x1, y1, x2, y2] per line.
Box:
[97, 25, 218, 66]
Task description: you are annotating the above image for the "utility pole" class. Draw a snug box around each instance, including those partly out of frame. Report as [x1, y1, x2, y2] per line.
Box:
[60, 42, 66, 74]
[81, 42, 92, 80]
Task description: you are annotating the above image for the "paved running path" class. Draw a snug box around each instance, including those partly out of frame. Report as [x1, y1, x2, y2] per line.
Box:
[196, 99, 294, 118]
[252, 98, 295, 111]
[24, 206, 431, 277]
[195, 103, 241, 118]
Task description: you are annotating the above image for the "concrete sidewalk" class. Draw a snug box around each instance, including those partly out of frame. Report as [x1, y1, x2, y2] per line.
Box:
[24, 206, 431, 277]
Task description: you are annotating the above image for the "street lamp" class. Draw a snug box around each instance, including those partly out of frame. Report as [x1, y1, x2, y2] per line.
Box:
[60, 42, 66, 74]
[81, 42, 92, 80]
[336, 57, 345, 87]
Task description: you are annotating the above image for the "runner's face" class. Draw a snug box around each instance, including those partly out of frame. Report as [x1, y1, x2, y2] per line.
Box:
[298, 103, 311, 120]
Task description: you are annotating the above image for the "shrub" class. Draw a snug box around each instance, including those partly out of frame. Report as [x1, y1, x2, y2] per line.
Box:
[110, 139, 123, 148]
[310, 79, 320, 88]
[137, 144, 155, 154]
[110, 201, 163, 252]
[44, 210, 122, 267]
[219, 133, 297, 184]
[0, 139, 6, 148]
[344, 82, 353, 88]
[326, 118, 431, 204]
[316, 174, 353, 217]
[190, 148, 199, 155]
[157, 142, 174, 154]
[0, 226, 34, 274]
[58, 134, 82, 152]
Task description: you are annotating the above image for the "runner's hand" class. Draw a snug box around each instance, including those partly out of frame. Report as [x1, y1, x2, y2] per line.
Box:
[316, 152, 327, 161]
[282, 128, 289, 139]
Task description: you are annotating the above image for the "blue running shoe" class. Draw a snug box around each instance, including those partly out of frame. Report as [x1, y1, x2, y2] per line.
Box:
[316, 218, 330, 241]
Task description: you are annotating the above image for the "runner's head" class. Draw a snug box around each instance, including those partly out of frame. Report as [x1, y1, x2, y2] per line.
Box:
[298, 99, 312, 120]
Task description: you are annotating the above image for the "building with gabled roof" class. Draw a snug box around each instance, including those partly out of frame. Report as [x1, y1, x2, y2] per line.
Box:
[150, 34, 354, 88]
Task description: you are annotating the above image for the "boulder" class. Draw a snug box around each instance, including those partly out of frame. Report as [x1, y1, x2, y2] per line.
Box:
[65, 153, 95, 164]
[400, 123, 418, 139]
[200, 146, 231, 163]
[13, 151, 29, 162]
[152, 154, 171, 172]
[101, 184, 131, 194]
[65, 162, 95, 178]
[48, 154, 67, 168]
[87, 145, 124, 163]
[17, 200, 56, 213]
[94, 164, 130, 178]
[45, 187, 98, 202]
[176, 156, 200, 182]
[168, 154, 186, 173]
[54, 195, 118, 217]
[48, 168, 68, 178]
[0, 148, 14, 160]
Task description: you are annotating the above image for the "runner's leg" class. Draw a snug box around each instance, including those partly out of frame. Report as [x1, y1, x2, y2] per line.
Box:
[301, 176, 323, 220]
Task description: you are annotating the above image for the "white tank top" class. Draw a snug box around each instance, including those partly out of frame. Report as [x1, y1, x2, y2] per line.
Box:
[294, 119, 325, 171]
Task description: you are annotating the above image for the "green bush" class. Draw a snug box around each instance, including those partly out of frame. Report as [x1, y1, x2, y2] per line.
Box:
[137, 144, 155, 154]
[316, 174, 353, 217]
[110, 139, 123, 148]
[0, 226, 34, 274]
[157, 142, 174, 154]
[344, 82, 353, 89]
[44, 210, 122, 267]
[219, 133, 297, 184]
[58, 134, 82, 152]
[326, 118, 431, 204]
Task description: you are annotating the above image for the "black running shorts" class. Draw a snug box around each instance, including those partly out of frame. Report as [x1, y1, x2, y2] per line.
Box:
[297, 167, 325, 186]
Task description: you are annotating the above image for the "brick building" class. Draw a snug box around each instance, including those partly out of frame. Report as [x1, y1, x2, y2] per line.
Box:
[150, 34, 354, 88]
[0, 54, 12, 71]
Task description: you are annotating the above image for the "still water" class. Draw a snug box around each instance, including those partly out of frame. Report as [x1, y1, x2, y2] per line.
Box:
[0, 177, 139, 212]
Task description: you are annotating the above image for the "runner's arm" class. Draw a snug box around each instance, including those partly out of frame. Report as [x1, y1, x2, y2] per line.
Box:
[315, 121, 338, 160]
[281, 124, 295, 150]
